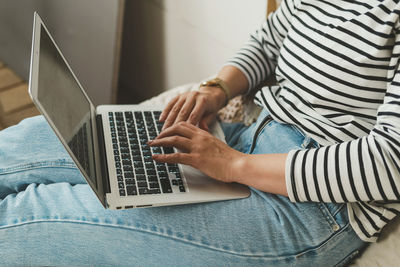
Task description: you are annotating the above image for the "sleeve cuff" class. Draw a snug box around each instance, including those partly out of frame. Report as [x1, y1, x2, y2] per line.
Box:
[285, 149, 300, 202]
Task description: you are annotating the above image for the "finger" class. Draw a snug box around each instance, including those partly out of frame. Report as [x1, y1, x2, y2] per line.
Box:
[152, 152, 193, 166]
[159, 95, 179, 122]
[173, 93, 197, 124]
[187, 97, 207, 126]
[155, 122, 195, 140]
[148, 136, 192, 152]
[162, 97, 186, 130]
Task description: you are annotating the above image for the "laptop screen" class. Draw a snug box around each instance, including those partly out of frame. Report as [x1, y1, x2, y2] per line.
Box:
[37, 26, 97, 188]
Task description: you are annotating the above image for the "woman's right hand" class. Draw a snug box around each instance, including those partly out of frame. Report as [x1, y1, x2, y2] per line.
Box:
[159, 86, 226, 131]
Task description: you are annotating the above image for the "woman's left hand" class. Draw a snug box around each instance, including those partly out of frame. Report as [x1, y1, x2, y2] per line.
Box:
[148, 121, 245, 182]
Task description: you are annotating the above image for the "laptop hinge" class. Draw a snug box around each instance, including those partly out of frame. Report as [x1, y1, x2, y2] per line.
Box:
[96, 114, 111, 193]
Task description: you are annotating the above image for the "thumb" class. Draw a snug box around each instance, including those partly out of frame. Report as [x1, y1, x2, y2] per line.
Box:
[199, 113, 216, 131]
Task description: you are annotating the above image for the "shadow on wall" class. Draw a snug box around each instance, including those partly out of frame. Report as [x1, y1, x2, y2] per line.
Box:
[118, 0, 165, 104]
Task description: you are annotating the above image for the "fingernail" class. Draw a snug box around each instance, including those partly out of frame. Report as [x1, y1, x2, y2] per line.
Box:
[147, 140, 153, 145]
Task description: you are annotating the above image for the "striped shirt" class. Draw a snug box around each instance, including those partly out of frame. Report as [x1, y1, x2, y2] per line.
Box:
[226, 0, 400, 242]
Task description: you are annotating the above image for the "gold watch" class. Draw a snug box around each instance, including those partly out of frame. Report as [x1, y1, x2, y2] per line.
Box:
[200, 77, 231, 105]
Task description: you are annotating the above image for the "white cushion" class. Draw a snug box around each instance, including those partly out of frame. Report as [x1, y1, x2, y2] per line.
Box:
[350, 216, 400, 266]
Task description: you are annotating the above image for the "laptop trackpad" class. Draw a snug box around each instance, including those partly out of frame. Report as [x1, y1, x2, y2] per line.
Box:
[181, 164, 248, 198]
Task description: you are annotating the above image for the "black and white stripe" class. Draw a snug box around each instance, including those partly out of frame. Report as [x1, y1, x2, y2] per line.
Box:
[227, 0, 400, 242]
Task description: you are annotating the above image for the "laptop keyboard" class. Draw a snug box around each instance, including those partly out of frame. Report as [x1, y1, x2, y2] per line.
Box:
[68, 123, 91, 177]
[108, 111, 185, 196]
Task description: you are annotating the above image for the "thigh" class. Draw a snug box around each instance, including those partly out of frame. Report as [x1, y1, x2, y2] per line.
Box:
[0, 116, 85, 199]
[0, 182, 362, 266]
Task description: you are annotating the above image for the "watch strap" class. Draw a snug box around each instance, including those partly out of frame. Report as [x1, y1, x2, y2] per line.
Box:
[200, 78, 231, 106]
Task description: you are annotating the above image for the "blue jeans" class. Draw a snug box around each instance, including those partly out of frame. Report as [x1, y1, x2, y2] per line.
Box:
[0, 112, 366, 266]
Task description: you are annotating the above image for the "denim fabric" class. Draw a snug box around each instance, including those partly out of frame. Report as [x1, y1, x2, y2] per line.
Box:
[0, 115, 366, 266]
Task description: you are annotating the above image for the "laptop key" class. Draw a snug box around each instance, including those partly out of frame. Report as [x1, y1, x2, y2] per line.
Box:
[123, 166, 133, 172]
[122, 159, 131, 165]
[134, 161, 143, 168]
[125, 178, 135, 185]
[121, 153, 130, 160]
[120, 142, 129, 148]
[119, 189, 126, 196]
[143, 156, 152, 161]
[139, 188, 161, 195]
[168, 165, 179, 173]
[160, 179, 172, 193]
[149, 182, 160, 189]
[147, 170, 156, 176]
[157, 166, 167, 174]
[143, 151, 152, 157]
[124, 171, 134, 178]
[147, 175, 158, 182]
[145, 162, 155, 169]
[136, 168, 145, 175]
[119, 137, 128, 143]
[132, 155, 141, 161]
[137, 181, 147, 188]
[131, 144, 139, 150]
[126, 186, 137, 195]
[136, 175, 146, 181]
[175, 172, 182, 179]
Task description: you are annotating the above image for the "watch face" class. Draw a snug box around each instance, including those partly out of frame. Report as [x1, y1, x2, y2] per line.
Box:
[202, 79, 219, 87]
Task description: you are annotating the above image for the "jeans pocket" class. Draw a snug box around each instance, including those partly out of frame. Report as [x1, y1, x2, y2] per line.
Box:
[319, 203, 347, 232]
[289, 125, 310, 149]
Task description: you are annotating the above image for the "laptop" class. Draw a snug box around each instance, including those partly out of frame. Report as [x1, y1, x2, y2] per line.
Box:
[28, 13, 250, 209]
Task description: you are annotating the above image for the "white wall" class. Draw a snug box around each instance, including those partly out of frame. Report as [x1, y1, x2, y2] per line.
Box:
[153, 0, 267, 90]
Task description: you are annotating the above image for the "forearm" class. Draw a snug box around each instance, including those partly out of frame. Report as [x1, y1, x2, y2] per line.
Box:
[216, 65, 249, 100]
[233, 153, 289, 197]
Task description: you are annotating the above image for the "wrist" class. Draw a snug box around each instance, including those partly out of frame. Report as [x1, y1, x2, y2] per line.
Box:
[198, 86, 227, 110]
[229, 153, 248, 183]
[199, 77, 231, 107]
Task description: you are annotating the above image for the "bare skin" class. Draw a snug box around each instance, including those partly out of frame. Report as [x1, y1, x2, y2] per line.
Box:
[150, 65, 288, 197]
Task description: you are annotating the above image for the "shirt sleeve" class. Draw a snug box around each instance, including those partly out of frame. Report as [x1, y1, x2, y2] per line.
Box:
[285, 28, 400, 203]
[225, 0, 301, 94]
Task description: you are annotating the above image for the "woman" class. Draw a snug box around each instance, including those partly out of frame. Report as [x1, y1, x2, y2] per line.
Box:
[1, 0, 398, 265]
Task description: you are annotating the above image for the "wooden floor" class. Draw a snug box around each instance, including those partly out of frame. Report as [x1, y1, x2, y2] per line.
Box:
[0, 61, 40, 130]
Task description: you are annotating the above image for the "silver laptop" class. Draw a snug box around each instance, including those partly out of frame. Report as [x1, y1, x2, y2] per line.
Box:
[28, 13, 249, 209]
